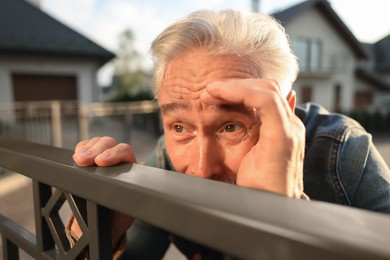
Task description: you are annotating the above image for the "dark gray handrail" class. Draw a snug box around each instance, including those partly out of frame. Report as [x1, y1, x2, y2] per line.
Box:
[1, 137, 390, 259]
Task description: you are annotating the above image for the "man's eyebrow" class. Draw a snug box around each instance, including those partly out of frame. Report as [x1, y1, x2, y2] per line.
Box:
[160, 102, 251, 115]
[160, 102, 192, 115]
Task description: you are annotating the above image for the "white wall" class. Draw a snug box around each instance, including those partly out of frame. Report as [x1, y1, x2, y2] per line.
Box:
[284, 7, 359, 111]
[0, 55, 101, 103]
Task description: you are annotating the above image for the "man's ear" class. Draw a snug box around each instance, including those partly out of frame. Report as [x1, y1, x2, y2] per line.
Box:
[286, 90, 296, 112]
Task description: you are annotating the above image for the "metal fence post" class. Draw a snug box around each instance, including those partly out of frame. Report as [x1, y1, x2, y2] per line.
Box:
[87, 202, 112, 260]
[32, 181, 55, 257]
[2, 236, 19, 260]
[123, 113, 133, 144]
[51, 101, 62, 147]
[78, 103, 89, 141]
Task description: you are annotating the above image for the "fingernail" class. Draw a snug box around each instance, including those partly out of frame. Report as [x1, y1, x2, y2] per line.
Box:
[75, 151, 92, 158]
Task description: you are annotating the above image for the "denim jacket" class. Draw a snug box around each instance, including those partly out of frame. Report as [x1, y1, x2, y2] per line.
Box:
[296, 103, 390, 212]
[120, 103, 390, 259]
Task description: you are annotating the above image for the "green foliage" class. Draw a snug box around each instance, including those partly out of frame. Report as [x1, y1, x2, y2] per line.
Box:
[108, 28, 152, 101]
[115, 29, 141, 74]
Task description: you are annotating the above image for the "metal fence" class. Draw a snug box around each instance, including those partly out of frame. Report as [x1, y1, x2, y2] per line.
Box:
[1, 138, 390, 259]
[0, 100, 161, 179]
[0, 100, 160, 149]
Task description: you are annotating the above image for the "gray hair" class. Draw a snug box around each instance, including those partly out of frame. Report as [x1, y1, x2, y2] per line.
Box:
[150, 9, 298, 98]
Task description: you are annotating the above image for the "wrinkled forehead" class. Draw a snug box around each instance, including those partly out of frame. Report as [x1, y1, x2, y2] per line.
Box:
[159, 49, 260, 101]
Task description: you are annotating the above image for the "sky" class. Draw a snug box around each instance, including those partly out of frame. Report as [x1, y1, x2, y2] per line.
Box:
[41, 0, 390, 86]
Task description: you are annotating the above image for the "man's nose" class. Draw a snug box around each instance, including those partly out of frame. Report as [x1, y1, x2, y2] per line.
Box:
[190, 137, 222, 179]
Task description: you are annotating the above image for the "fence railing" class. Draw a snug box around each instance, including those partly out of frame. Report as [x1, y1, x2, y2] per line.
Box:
[1, 137, 390, 259]
[0, 100, 160, 149]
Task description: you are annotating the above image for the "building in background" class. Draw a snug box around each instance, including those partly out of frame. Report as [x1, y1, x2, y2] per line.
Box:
[359, 35, 390, 112]
[2, 0, 389, 113]
[273, 0, 390, 112]
[0, 0, 114, 104]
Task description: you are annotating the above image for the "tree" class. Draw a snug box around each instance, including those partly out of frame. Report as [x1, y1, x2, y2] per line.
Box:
[109, 29, 152, 101]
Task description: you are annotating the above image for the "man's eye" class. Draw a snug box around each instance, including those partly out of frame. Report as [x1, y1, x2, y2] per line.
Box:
[223, 123, 243, 132]
[173, 124, 186, 133]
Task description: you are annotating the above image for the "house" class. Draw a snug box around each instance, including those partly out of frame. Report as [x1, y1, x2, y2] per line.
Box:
[358, 35, 390, 111]
[272, 0, 390, 112]
[0, 0, 115, 104]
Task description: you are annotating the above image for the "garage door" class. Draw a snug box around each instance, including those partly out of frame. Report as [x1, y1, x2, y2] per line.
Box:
[12, 74, 77, 102]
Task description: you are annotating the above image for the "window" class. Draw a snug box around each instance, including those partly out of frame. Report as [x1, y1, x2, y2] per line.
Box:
[310, 40, 321, 71]
[292, 37, 321, 72]
[293, 38, 309, 71]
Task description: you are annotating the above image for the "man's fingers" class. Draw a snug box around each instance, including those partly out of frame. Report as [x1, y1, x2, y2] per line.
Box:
[206, 80, 291, 113]
[205, 80, 292, 136]
[73, 136, 117, 166]
[75, 136, 101, 152]
[209, 79, 306, 198]
[95, 143, 136, 166]
[73, 137, 137, 167]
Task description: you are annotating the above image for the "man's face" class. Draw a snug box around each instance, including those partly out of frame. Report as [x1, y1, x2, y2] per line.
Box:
[159, 48, 260, 183]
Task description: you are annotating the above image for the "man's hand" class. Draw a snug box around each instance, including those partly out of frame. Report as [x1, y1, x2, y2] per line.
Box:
[73, 136, 136, 166]
[203, 79, 305, 198]
[72, 136, 136, 248]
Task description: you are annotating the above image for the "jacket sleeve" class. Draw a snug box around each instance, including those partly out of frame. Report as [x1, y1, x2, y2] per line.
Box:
[338, 127, 390, 213]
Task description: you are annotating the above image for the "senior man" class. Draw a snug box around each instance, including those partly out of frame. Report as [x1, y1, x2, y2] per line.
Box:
[70, 9, 390, 259]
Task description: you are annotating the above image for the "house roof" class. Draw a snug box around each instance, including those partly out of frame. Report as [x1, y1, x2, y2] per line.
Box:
[0, 0, 115, 64]
[356, 68, 390, 90]
[272, 0, 369, 59]
[372, 35, 390, 72]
